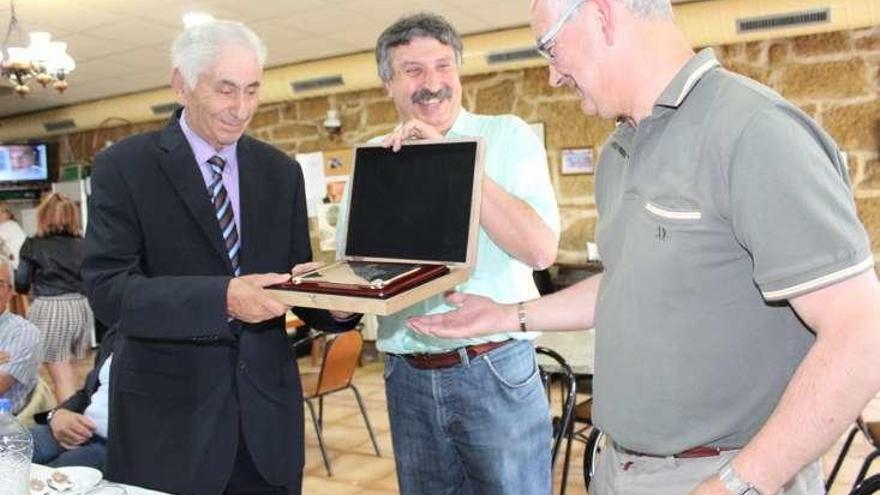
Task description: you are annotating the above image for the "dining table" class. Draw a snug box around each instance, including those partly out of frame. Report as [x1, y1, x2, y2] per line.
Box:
[31, 465, 171, 495]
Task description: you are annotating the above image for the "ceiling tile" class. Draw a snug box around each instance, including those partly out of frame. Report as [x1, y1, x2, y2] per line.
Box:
[469, 1, 531, 30]
[8, 1, 127, 35]
[63, 33, 138, 63]
[85, 18, 180, 45]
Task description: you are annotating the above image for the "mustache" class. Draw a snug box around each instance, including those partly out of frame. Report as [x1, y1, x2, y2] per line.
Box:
[411, 86, 453, 104]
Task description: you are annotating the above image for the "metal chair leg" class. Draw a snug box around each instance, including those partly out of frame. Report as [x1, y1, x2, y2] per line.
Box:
[350, 384, 381, 456]
[853, 451, 880, 492]
[827, 426, 860, 491]
[557, 378, 577, 495]
[305, 398, 333, 477]
[851, 473, 880, 495]
[582, 429, 604, 492]
[559, 422, 575, 495]
[318, 395, 324, 429]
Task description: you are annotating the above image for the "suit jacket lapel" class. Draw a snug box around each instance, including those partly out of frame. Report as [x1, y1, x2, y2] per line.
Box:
[156, 112, 232, 271]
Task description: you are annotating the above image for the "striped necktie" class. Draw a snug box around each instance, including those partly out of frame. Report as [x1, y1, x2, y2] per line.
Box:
[207, 155, 240, 276]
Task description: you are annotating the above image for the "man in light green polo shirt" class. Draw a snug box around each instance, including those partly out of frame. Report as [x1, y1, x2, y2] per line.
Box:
[336, 11, 560, 495]
[408, 1, 880, 495]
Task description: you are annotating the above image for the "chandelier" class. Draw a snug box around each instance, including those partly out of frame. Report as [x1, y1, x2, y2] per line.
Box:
[0, 0, 75, 97]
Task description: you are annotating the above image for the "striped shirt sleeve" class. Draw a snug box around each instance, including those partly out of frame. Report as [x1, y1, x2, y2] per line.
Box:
[0, 314, 42, 413]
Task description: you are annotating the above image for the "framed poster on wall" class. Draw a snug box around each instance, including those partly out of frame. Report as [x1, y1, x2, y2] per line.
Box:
[561, 147, 594, 175]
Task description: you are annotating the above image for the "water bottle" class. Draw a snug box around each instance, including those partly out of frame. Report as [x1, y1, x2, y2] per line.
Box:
[0, 398, 32, 495]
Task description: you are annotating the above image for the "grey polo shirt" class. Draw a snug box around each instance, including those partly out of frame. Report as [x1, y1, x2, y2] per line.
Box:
[592, 48, 873, 455]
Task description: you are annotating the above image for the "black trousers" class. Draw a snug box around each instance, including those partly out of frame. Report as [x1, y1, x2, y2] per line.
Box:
[223, 432, 300, 495]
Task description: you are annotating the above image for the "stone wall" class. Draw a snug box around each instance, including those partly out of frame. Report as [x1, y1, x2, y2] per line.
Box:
[61, 26, 880, 265]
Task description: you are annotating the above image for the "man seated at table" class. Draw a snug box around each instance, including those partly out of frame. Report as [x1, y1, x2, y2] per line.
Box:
[30, 330, 115, 470]
[0, 258, 41, 414]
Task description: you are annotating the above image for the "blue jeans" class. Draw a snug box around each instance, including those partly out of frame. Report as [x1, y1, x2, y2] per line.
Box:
[31, 424, 106, 471]
[384, 339, 552, 495]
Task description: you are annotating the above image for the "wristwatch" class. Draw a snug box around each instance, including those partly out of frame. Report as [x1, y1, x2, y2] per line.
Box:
[45, 408, 58, 425]
[718, 462, 763, 495]
[517, 301, 528, 332]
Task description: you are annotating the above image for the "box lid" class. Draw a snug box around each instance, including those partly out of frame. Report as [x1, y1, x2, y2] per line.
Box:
[340, 137, 484, 267]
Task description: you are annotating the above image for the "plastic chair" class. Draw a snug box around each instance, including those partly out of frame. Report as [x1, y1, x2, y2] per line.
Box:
[15, 377, 57, 427]
[827, 418, 880, 493]
[536, 346, 577, 495]
[300, 329, 380, 476]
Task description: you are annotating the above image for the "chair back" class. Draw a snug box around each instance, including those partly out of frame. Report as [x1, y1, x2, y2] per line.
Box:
[858, 418, 880, 448]
[8, 294, 29, 317]
[536, 346, 577, 466]
[15, 377, 57, 428]
[315, 330, 363, 395]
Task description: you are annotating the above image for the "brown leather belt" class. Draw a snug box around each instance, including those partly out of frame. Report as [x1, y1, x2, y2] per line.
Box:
[615, 442, 737, 459]
[402, 340, 511, 370]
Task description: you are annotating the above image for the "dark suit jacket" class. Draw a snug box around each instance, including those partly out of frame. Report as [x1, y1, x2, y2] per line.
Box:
[82, 111, 355, 495]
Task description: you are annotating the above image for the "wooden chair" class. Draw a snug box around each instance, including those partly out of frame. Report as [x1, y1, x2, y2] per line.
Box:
[285, 315, 328, 366]
[300, 329, 380, 476]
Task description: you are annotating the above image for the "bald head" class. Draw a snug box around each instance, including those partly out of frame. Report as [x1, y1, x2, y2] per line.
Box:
[529, 0, 694, 122]
[533, 0, 672, 19]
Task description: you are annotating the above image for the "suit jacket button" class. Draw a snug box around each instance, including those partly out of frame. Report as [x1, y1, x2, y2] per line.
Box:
[239, 361, 247, 372]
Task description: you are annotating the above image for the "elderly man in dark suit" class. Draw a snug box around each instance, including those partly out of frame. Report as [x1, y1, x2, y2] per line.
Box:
[83, 20, 357, 495]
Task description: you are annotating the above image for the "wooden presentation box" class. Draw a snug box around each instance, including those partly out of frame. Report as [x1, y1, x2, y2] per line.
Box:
[268, 138, 485, 315]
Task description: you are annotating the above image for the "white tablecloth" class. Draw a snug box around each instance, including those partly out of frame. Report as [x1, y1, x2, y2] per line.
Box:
[87, 481, 170, 495]
[32, 465, 171, 495]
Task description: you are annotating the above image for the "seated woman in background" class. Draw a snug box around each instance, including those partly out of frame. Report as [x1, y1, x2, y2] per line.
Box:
[15, 193, 94, 402]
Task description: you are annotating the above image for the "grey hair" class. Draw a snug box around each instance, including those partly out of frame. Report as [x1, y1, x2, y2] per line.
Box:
[171, 20, 267, 89]
[543, 0, 673, 19]
[617, 0, 673, 18]
[375, 12, 463, 83]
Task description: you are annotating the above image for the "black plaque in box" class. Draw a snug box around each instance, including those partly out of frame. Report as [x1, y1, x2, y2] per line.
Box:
[268, 137, 485, 315]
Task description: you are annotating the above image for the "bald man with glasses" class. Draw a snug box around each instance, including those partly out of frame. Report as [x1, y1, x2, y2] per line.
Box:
[0, 259, 41, 415]
[408, 1, 880, 495]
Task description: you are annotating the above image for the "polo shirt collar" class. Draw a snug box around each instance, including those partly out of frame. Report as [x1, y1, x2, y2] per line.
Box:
[655, 48, 720, 109]
[446, 107, 472, 138]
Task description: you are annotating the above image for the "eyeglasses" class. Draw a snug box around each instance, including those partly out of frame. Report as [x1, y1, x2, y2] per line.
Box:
[536, 0, 587, 62]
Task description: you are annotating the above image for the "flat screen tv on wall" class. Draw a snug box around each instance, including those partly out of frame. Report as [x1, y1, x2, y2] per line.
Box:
[0, 143, 53, 186]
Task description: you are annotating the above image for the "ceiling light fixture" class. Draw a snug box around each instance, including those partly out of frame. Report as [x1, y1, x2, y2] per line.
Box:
[0, 0, 75, 97]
